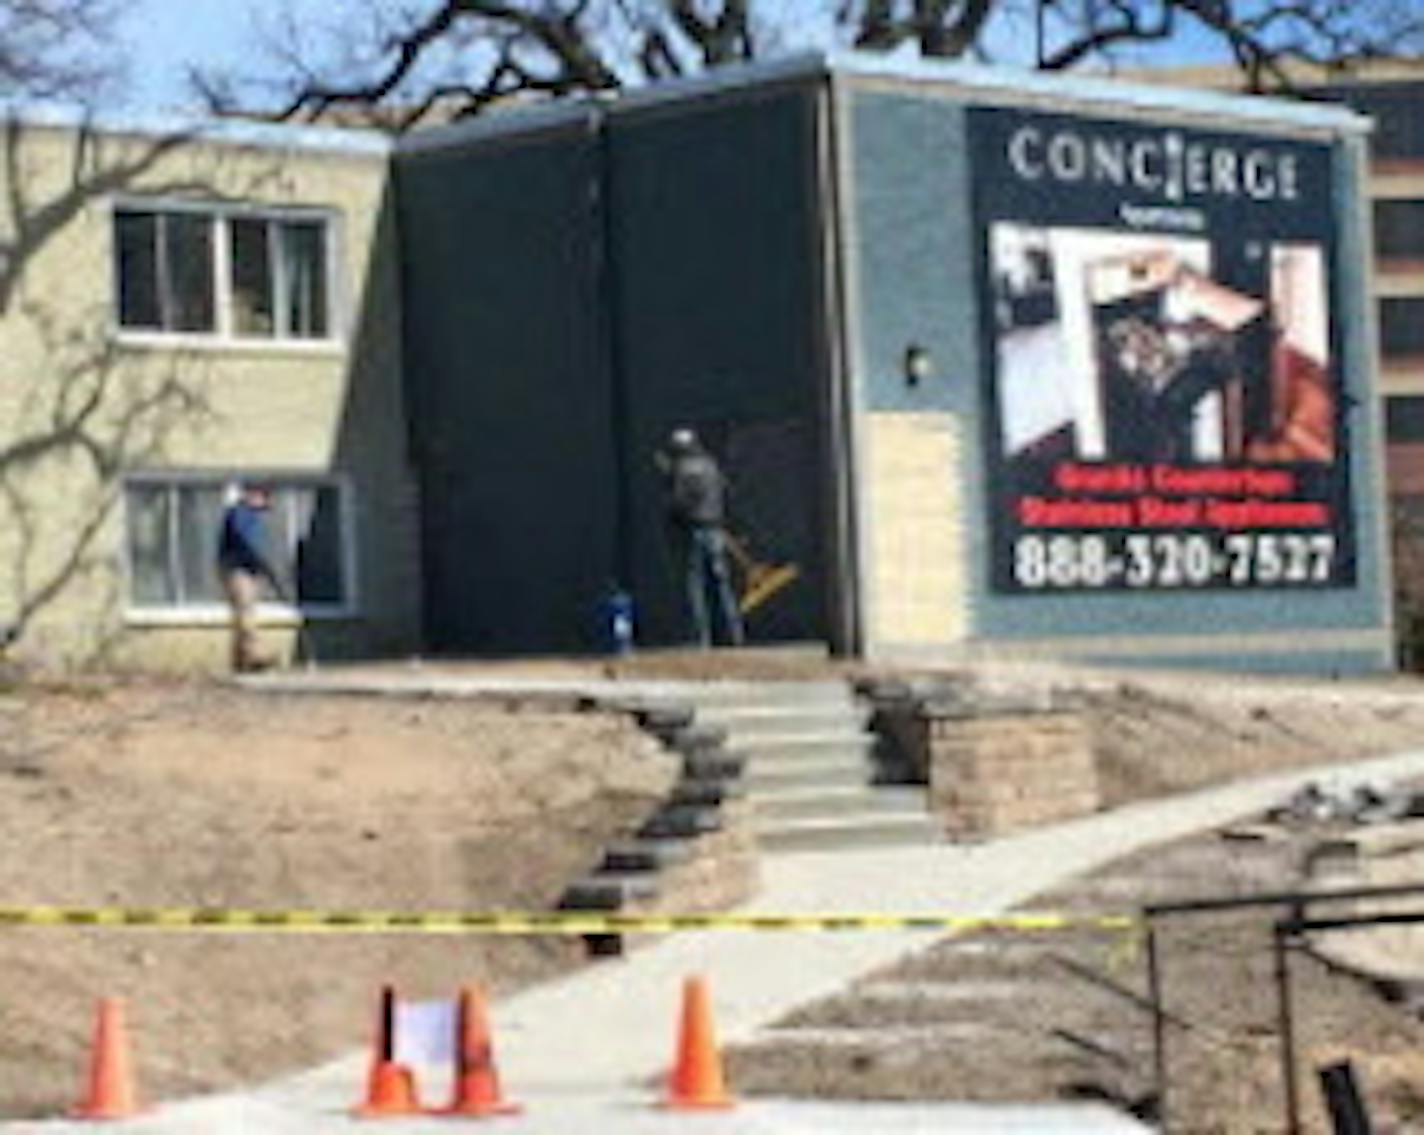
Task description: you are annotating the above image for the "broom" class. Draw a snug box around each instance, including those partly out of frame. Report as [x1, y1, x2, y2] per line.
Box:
[723, 530, 800, 615]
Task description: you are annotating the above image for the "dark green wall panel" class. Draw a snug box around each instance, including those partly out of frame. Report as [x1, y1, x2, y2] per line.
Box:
[396, 125, 619, 653]
[607, 86, 832, 645]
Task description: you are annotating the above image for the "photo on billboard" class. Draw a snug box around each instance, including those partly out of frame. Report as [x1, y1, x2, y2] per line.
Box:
[993, 227, 1335, 469]
[972, 108, 1354, 595]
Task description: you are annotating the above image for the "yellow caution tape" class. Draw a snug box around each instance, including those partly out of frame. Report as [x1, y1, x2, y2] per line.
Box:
[0, 907, 1141, 935]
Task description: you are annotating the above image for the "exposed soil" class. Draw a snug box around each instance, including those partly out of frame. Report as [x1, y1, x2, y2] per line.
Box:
[1077, 676, 1424, 807]
[726, 821, 1424, 1133]
[4, 656, 1424, 1124]
[0, 675, 673, 1118]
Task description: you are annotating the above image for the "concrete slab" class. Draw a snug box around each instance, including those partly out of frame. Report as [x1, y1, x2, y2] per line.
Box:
[1, 1086, 1149, 1133]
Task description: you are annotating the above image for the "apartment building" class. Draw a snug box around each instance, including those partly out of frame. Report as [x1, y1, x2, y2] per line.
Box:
[1325, 72, 1424, 650]
[0, 111, 421, 669]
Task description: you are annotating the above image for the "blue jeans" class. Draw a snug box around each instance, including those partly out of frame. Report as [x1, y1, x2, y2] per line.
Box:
[683, 526, 744, 648]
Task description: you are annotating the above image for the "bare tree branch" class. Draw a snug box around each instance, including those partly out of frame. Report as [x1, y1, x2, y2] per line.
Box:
[1041, 0, 1177, 69]
[0, 0, 121, 101]
[199, 0, 1424, 130]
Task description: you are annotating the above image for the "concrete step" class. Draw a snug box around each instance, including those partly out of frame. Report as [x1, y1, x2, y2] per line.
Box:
[679, 680, 857, 708]
[559, 870, 661, 911]
[695, 705, 872, 740]
[739, 734, 879, 763]
[743, 757, 872, 792]
[754, 810, 943, 852]
[753, 784, 927, 822]
[601, 837, 698, 873]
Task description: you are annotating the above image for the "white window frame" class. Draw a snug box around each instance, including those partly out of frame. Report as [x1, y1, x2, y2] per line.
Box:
[122, 470, 360, 626]
[110, 197, 345, 353]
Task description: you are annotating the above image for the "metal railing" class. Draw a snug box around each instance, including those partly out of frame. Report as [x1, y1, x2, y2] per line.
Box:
[1143, 881, 1424, 1133]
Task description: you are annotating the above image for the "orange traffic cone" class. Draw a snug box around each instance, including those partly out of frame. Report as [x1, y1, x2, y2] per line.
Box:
[71, 997, 144, 1120]
[354, 986, 422, 1118]
[663, 975, 735, 1110]
[441, 985, 522, 1117]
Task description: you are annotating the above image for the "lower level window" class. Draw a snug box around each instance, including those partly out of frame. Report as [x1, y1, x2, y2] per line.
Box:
[125, 476, 350, 611]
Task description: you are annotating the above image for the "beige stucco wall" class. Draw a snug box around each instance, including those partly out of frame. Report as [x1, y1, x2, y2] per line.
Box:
[861, 411, 969, 646]
[0, 119, 420, 670]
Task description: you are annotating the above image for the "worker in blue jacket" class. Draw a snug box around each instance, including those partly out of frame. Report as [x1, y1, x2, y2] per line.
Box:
[216, 483, 284, 672]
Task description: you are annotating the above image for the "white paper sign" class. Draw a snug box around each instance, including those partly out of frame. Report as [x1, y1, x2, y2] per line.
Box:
[394, 998, 457, 1066]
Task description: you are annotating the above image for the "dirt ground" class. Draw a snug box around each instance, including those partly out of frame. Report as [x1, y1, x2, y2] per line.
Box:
[725, 818, 1424, 1134]
[1074, 676, 1424, 807]
[4, 657, 1424, 1122]
[0, 675, 673, 1118]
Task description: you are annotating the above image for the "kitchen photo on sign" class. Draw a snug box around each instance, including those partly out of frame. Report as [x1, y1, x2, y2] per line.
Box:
[991, 224, 1334, 468]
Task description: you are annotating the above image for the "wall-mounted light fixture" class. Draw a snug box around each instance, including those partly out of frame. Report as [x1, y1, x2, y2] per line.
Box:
[903, 343, 934, 388]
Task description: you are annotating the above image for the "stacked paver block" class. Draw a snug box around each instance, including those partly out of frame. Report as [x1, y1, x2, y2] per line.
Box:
[558, 704, 758, 919]
[927, 706, 1099, 839]
[863, 678, 1099, 840]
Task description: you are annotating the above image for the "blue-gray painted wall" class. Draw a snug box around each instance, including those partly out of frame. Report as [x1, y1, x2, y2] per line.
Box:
[845, 87, 1391, 667]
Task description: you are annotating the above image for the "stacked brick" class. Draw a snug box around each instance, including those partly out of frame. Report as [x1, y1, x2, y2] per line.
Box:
[925, 705, 1100, 839]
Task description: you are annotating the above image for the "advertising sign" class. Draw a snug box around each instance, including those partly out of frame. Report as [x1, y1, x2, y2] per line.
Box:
[971, 107, 1354, 593]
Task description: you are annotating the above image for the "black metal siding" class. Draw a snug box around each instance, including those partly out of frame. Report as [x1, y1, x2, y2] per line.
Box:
[396, 124, 619, 653]
[606, 84, 831, 645]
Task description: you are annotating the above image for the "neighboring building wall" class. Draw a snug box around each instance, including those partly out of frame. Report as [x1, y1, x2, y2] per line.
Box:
[0, 120, 420, 669]
[843, 81, 1392, 671]
[1328, 76, 1424, 666]
[1386, 396, 1424, 664]
[1313, 80, 1424, 405]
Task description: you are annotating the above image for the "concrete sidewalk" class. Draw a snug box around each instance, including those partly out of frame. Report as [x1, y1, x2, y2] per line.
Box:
[12, 747, 1424, 1132]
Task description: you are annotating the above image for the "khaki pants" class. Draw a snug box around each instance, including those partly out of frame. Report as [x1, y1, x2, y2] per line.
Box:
[220, 569, 263, 672]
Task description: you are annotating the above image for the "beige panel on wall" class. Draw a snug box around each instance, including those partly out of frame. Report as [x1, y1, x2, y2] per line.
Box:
[864, 411, 967, 645]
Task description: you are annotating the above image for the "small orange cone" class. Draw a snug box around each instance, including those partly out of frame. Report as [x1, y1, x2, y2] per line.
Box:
[663, 975, 735, 1110]
[441, 985, 522, 1117]
[354, 986, 422, 1118]
[71, 997, 144, 1120]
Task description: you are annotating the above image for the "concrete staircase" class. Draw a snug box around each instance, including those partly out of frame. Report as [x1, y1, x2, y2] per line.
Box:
[691, 680, 940, 852]
[558, 677, 939, 921]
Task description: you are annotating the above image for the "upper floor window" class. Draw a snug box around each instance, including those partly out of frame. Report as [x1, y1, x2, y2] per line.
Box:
[1375, 200, 1424, 263]
[114, 203, 336, 343]
[1313, 83, 1424, 164]
[1387, 396, 1424, 443]
[1380, 296, 1424, 360]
